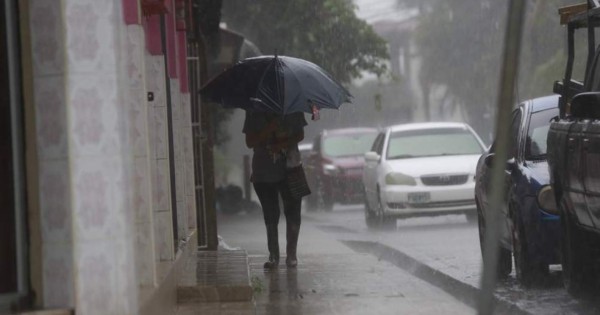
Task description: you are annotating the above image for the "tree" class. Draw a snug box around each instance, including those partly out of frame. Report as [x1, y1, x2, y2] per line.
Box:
[221, 0, 389, 84]
[400, 0, 580, 137]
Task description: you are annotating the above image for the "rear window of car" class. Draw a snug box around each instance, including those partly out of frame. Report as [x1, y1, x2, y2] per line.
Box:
[526, 108, 558, 159]
[386, 127, 483, 160]
[322, 132, 377, 157]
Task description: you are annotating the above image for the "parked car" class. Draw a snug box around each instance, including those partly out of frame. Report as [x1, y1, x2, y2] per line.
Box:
[547, 2, 600, 297]
[475, 95, 560, 285]
[362, 122, 485, 229]
[304, 128, 377, 211]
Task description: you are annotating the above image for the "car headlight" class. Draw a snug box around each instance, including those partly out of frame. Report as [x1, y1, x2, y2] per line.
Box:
[537, 185, 559, 215]
[385, 172, 417, 186]
[323, 164, 339, 175]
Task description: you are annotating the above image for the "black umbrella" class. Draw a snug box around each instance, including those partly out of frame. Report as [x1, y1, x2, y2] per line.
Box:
[200, 55, 352, 115]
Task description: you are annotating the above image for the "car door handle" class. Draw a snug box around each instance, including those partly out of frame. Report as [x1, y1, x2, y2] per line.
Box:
[568, 137, 577, 151]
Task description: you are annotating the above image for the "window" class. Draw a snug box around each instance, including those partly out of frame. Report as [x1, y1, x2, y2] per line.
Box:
[526, 108, 559, 159]
[322, 131, 377, 157]
[386, 128, 483, 160]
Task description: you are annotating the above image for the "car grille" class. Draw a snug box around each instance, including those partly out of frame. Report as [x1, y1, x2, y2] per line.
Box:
[421, 174, 469, 186]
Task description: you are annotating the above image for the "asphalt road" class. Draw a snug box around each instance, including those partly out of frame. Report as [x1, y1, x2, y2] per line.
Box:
[303, 203, 600, 315]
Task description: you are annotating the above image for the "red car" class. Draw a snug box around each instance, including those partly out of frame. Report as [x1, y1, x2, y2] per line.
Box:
[304, 128, 377, 211]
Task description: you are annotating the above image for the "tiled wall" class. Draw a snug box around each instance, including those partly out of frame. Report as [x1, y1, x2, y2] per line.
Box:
[30, 0, 74, 308]
[145, 54, 175, 262]
[124, 24, 157, 288]
[63, 0, 138, 314]
[29, 0, 198, 312]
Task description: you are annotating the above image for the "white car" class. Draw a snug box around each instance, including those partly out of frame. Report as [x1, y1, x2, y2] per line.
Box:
[362, 122, 486, 228]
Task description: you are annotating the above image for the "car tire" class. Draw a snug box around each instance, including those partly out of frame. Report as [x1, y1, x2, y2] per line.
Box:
[375, 189, 396, 230]
[562, 206, 597, 298]
[511, 209, 548, 286]
[466, 210, 478, 224]
[364, 192, 378, 229]
[477, 199, 512, 278]
[315, 179, 334, 211]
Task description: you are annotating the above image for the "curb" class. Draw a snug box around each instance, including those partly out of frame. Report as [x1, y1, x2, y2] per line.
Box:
[342, 240, 531, 315]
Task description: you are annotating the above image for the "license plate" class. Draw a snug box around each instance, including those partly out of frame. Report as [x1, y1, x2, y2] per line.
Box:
[408, 192, 430, 204]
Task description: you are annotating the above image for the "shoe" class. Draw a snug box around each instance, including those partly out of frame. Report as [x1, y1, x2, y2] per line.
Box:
[286, 257, 298, 268]
[263, 256, 279, 269]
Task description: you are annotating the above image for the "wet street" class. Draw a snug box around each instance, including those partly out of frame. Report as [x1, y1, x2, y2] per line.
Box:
[216, 203, 600, 315]
[301, 204, 600, 315]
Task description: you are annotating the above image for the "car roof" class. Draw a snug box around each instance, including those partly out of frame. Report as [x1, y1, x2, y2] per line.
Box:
[387, 122, 472, 133]
[322, 127, 378, 136]
[527, 94, 559, 112]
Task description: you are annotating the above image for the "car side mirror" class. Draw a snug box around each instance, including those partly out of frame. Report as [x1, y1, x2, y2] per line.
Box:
[570, 92, 600, 119]
[484, 153, 515, 171]
[364, 151, 380, 162]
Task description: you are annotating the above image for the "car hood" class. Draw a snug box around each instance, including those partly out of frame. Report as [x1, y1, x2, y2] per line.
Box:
[330, 155, 365, 169]
[385, 155, 480, 176]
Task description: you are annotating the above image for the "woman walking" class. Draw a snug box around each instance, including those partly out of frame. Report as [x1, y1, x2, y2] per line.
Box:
[243, 110, 307, 269]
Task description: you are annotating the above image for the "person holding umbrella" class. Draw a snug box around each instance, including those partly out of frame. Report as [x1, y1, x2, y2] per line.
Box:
[243, 110, 307, 269]
[200, 55, 353, 269]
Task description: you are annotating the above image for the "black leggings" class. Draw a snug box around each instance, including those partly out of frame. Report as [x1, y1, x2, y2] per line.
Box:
[253, 180, 302, 227]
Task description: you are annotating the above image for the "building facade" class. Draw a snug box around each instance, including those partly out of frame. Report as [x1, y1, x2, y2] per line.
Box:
[1, 0, 218, 313]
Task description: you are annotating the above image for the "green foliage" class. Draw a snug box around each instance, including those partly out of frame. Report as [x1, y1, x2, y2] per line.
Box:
[399, 0, 577, 135]
[221, 0, 389, 83]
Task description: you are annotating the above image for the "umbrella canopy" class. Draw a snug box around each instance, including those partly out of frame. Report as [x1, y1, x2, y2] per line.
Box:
[200, 55, 352, 115]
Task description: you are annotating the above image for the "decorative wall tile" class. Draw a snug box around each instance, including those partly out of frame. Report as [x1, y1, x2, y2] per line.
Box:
[35, 76, 68, 159]
[65, 2, 118, 74]
[39, 159, 71, 243]
[129, 91, 147, 157]
[65, 0, 116, 20]
[154, 106, 168, 159]
[72, 157, 128, 240]
[133, 156, 151, 223]
[154, 158, 171, 211]
[153, 211, 174, 261]
[68, 75, 121, 156]
[30, 0, 64, 76]
[42, 244, 75, 308]
[135, 221, 156, 286]
[76, 241, 117, 315]
[66, 3, 99, 60]
[145, 55, 166, 107]
[114, 239, 138, 313]
[125, 25, 144, 89]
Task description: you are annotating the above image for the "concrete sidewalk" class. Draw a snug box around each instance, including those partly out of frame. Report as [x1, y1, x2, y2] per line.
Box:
[176, 211, 474, 315]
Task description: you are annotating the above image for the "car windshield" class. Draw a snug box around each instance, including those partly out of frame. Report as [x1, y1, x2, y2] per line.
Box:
[322, 132, 377, 157]
[386, 127, 483, 160]
[526, 108, 558, 159]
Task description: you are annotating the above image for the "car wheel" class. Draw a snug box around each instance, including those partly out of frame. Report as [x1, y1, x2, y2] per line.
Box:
[466, 210, 478, 224]
[375, 189, 396, 230]
[316, 179, 333, 211]
[562, 204, 597, 298]
[511, 209, 548, 286]
[364, 191, 377, 229]
[477, 199, 512, 278]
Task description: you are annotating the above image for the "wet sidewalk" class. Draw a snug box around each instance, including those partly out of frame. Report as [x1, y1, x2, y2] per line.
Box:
[176, 212, 475, 315]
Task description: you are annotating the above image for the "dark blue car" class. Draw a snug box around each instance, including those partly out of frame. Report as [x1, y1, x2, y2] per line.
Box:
[474, 95, 560, 285]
